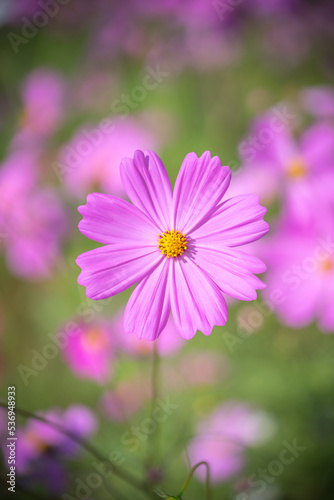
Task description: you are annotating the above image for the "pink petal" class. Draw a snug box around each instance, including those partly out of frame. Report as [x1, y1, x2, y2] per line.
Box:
[120, 150, 172, 229]
[192, 246, 266, 300]
[190, 194, 269, 247]
[274, 272, 320, 328]
[78, 193, 159, 245]
[170, 257, 228, 339]
[300, 122, 334, 171]
[173, 151, 231, 234]
[123, 259, 171, 340]
[76, 245, 162, 300]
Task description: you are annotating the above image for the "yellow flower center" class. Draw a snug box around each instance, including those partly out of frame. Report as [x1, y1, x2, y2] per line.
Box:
[25, 431, 51, 453]
[287, 158, 307, 179]
[158, 229, 187, 258]
[321, 258, 333, 273]
[81, 328, 108, 351]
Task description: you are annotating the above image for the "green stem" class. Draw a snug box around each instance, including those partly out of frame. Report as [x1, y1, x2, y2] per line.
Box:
[147, 342, 160, 467]
[177, 461, 212, 500]
[0, 401, 147, 495]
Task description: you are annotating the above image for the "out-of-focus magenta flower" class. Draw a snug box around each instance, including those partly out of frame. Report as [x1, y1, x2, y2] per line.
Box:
[163, 351, 230, 391]
[2, 0, 40, 22]
[188, 402, 274, 483]
[60, 118, 158, 199]
[76, 150, 268, 340]
[112, 310, 185, 357]
[235, 113, 334, 225]
[196, 402, 275, 446]
[61, 320, 115, 384]
[245, 0, 293, 16]
[93, 0, 240, 69]
[299, 86, 334, 118]
[263, 219, 334, 332]
[181, 351, 229, 386]
[159, 351, 229, 398]
[0, 151, 67, 280]
[14, 69, 66, 147]
[3, 405, 97, 494]
[100, 376, 151, 421]
[189, 439, 244, 483]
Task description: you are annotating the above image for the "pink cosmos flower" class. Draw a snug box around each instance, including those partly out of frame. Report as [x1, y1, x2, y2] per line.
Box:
[262, 217, 334, 332]
[0, 151, 67, 280]
[187, 402, 274, 483]
[234, 114, 334, 225]
[60, 118, 158, 199]
[61, 320, 115, 384]
[14, 69, 66, 148]
[76, 150, 268, 340]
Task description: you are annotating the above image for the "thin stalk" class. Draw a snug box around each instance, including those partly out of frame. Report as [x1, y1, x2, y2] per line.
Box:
[146, 342, 160, 468]
[0, 401, 148, 495]
[177, 461, 212, 500]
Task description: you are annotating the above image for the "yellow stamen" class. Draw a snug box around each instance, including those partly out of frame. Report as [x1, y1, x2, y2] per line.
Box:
[287, 158, 307, 179]
[157, 229, 187, 258]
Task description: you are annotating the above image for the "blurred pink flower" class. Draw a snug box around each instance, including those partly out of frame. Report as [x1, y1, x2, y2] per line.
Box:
[263, 219, 334, 332]
[188, 439, 245, 483]
[60, 118, 158, 199]
[100, 376, 151, 421]
[93, 0, 240, 69]
[188, 402, 274, 483]
[14, 69, 66, 147]
[4, 0, 40, 21]
[162, 350, 229, 394]
[77, 150, 268, 340]
[0, 151, 67, 280]
[61, 320, 115, 384]
[234, 114, 334, 225]
[177, 351, 229, 388]
[2, 405, 97, 493]
[197, 402, 275, 446]
[299, 86, 334, 118]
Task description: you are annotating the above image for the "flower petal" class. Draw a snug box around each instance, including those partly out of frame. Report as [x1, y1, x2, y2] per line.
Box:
[123, 259, 171, 340]
[76, 245, 162, 300]
[78, 193, 159, 245]
[170, 257, 228, 339]
[120, 150, 172, 229]
[192, 246, 266, 301]
[173, 151, 231, 234]
[190, 194, 269, 247]
[300, 122, 334, 171]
